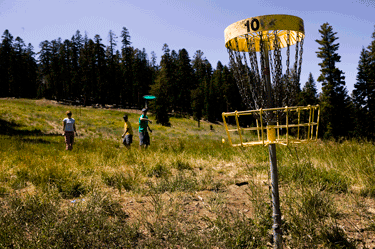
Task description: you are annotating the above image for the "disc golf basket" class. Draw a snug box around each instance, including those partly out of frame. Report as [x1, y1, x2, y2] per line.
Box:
[223, 105, 320, 147]
[222, 14, 320, 248]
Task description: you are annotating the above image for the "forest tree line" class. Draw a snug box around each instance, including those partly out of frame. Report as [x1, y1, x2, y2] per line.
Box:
[0, 24, 375, 140]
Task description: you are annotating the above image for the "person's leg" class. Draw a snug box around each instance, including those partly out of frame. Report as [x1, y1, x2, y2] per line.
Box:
[70, 133, 75, 150]
[64, 133, 69, 150]
[144, 132, 150, 149]
[128, 135, 133, 148]
[65, 132, 73, 150]
[139, 132, 145, 149]
[125, 135, 132, 149]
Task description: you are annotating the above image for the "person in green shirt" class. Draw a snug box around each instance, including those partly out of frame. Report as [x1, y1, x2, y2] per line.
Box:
[121, 114, 133, 149]
[139, 108, 152, 149]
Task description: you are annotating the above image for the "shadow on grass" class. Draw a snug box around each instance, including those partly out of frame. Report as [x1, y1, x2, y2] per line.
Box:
[0, 119, 61, 144]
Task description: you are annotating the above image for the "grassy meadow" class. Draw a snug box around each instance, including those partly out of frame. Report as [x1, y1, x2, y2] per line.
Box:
[1, 98, 375, 248]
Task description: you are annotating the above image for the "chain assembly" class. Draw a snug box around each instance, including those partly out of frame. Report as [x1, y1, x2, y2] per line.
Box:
[227, 29, 304, 123]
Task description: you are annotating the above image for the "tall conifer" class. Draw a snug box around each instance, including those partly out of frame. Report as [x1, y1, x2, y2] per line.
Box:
[0, 30, 13, 97]
[366, 26, 375, 138]
[191, 50, 212, 125]
[120, 27, 134, 107]
[175, 48, 194, 115]
[352, 48, 371, 137]
[299, 72, 318, 106]
[71, 30, 83, 100]
[151, 44, 172, 126]
[316, 23, 352, 138]
[94, 35, 107, 104]
[37, 40, 52, 98]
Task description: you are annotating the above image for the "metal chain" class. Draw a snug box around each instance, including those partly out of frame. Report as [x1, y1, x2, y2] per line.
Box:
[268, 32, 275, 89]
[234, 38, 253, 109]
[226, 29, 304, 120]
[251, 37, 265, 109]
[282, 31, 291, 107]
[228, 48, 249, 108]
[297, 37, 304, 87]
[273, 31, 283, 118]
[250, 37, 261, 85]
[259, 32, 274, 122]
[261, 34, 272, 121]
[286, 31, 290, 77]
[248, 36, 263, 109]
[294, 32, 300, 89]
[245, 35, 261, 110]
[259, 32, 266, 98]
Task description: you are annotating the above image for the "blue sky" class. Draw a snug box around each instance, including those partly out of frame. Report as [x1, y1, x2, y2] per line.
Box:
[1, 0, 374, 94]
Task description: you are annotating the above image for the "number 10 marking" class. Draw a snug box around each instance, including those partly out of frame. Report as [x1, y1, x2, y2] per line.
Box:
[244, 19, 260, 32]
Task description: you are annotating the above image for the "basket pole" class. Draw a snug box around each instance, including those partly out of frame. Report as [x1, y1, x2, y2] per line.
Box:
[262, 40, 282, 248]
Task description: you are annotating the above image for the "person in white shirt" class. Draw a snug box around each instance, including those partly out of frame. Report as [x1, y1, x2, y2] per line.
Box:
[62, 111, 78, 150]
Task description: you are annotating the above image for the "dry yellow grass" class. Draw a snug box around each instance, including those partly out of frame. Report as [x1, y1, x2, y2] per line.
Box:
[1, 98, 375, 248]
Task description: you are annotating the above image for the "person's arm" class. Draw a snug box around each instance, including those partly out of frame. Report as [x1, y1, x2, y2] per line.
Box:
[62, 120, 66, 135]
[148, 124, 152, 133]
[140, 116, 152, 123]
[73, 123, 78, 136]
[122, 127, 129, 137]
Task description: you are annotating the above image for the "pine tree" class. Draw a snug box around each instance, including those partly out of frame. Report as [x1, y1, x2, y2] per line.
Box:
[133, 48, 153, 108]
[94, 34, 107, 105]
[24, 43, 38, 98]
[201, 59, 213, 120]
[59, 39, 73, 100]
[206, 76, 216, 122]
[79, 36, 92, 105]
[191, 86, 203, 127]
[79, 37, 99, 105]
[120, 27, 134, 107]
[49, 38, 62, 100]
[316, 23, 352, 139]
[210, 62, 244, 122]
[70, 30, 84, 100]
[222, 65, 243, 113]
[149, 51, 159, 88]
[175, 48, 194, 115]
[191, 50, 212, 125]
[366, 26, 375, 139]
[0, 30, 14, 97]
[208, 62, 224, 122]
[169, 49, 178, 112]
[352, 26, 375, 139]
[37, 40, 52, 98]
[120, 27, 131, 48]
[150, 44, 172, 126]
[106, 30, 119, 104]
[113, 49, 122, 103]
[352, 48, 371, 138]
[299, 72, 318, 106]
[12, 36, 26, 97]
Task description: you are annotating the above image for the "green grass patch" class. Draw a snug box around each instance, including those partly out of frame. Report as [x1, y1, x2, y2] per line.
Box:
[280, 160, 350, 193]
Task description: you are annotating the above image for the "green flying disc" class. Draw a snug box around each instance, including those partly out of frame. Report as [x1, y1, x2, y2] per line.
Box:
[143, 95, 156, 100]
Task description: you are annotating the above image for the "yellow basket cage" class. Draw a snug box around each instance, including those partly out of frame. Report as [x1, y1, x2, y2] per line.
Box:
[222, 105, 320, 147]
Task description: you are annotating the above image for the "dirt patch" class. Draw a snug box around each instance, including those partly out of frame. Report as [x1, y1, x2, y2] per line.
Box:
[115, 180, 375, 248]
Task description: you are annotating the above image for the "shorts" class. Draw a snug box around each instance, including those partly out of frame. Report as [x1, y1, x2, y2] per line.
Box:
[139, 131, 150, 146]
[123, 135, 133, 145]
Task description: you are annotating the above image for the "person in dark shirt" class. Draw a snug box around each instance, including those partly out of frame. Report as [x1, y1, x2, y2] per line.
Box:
[138, 108, 152, 149]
